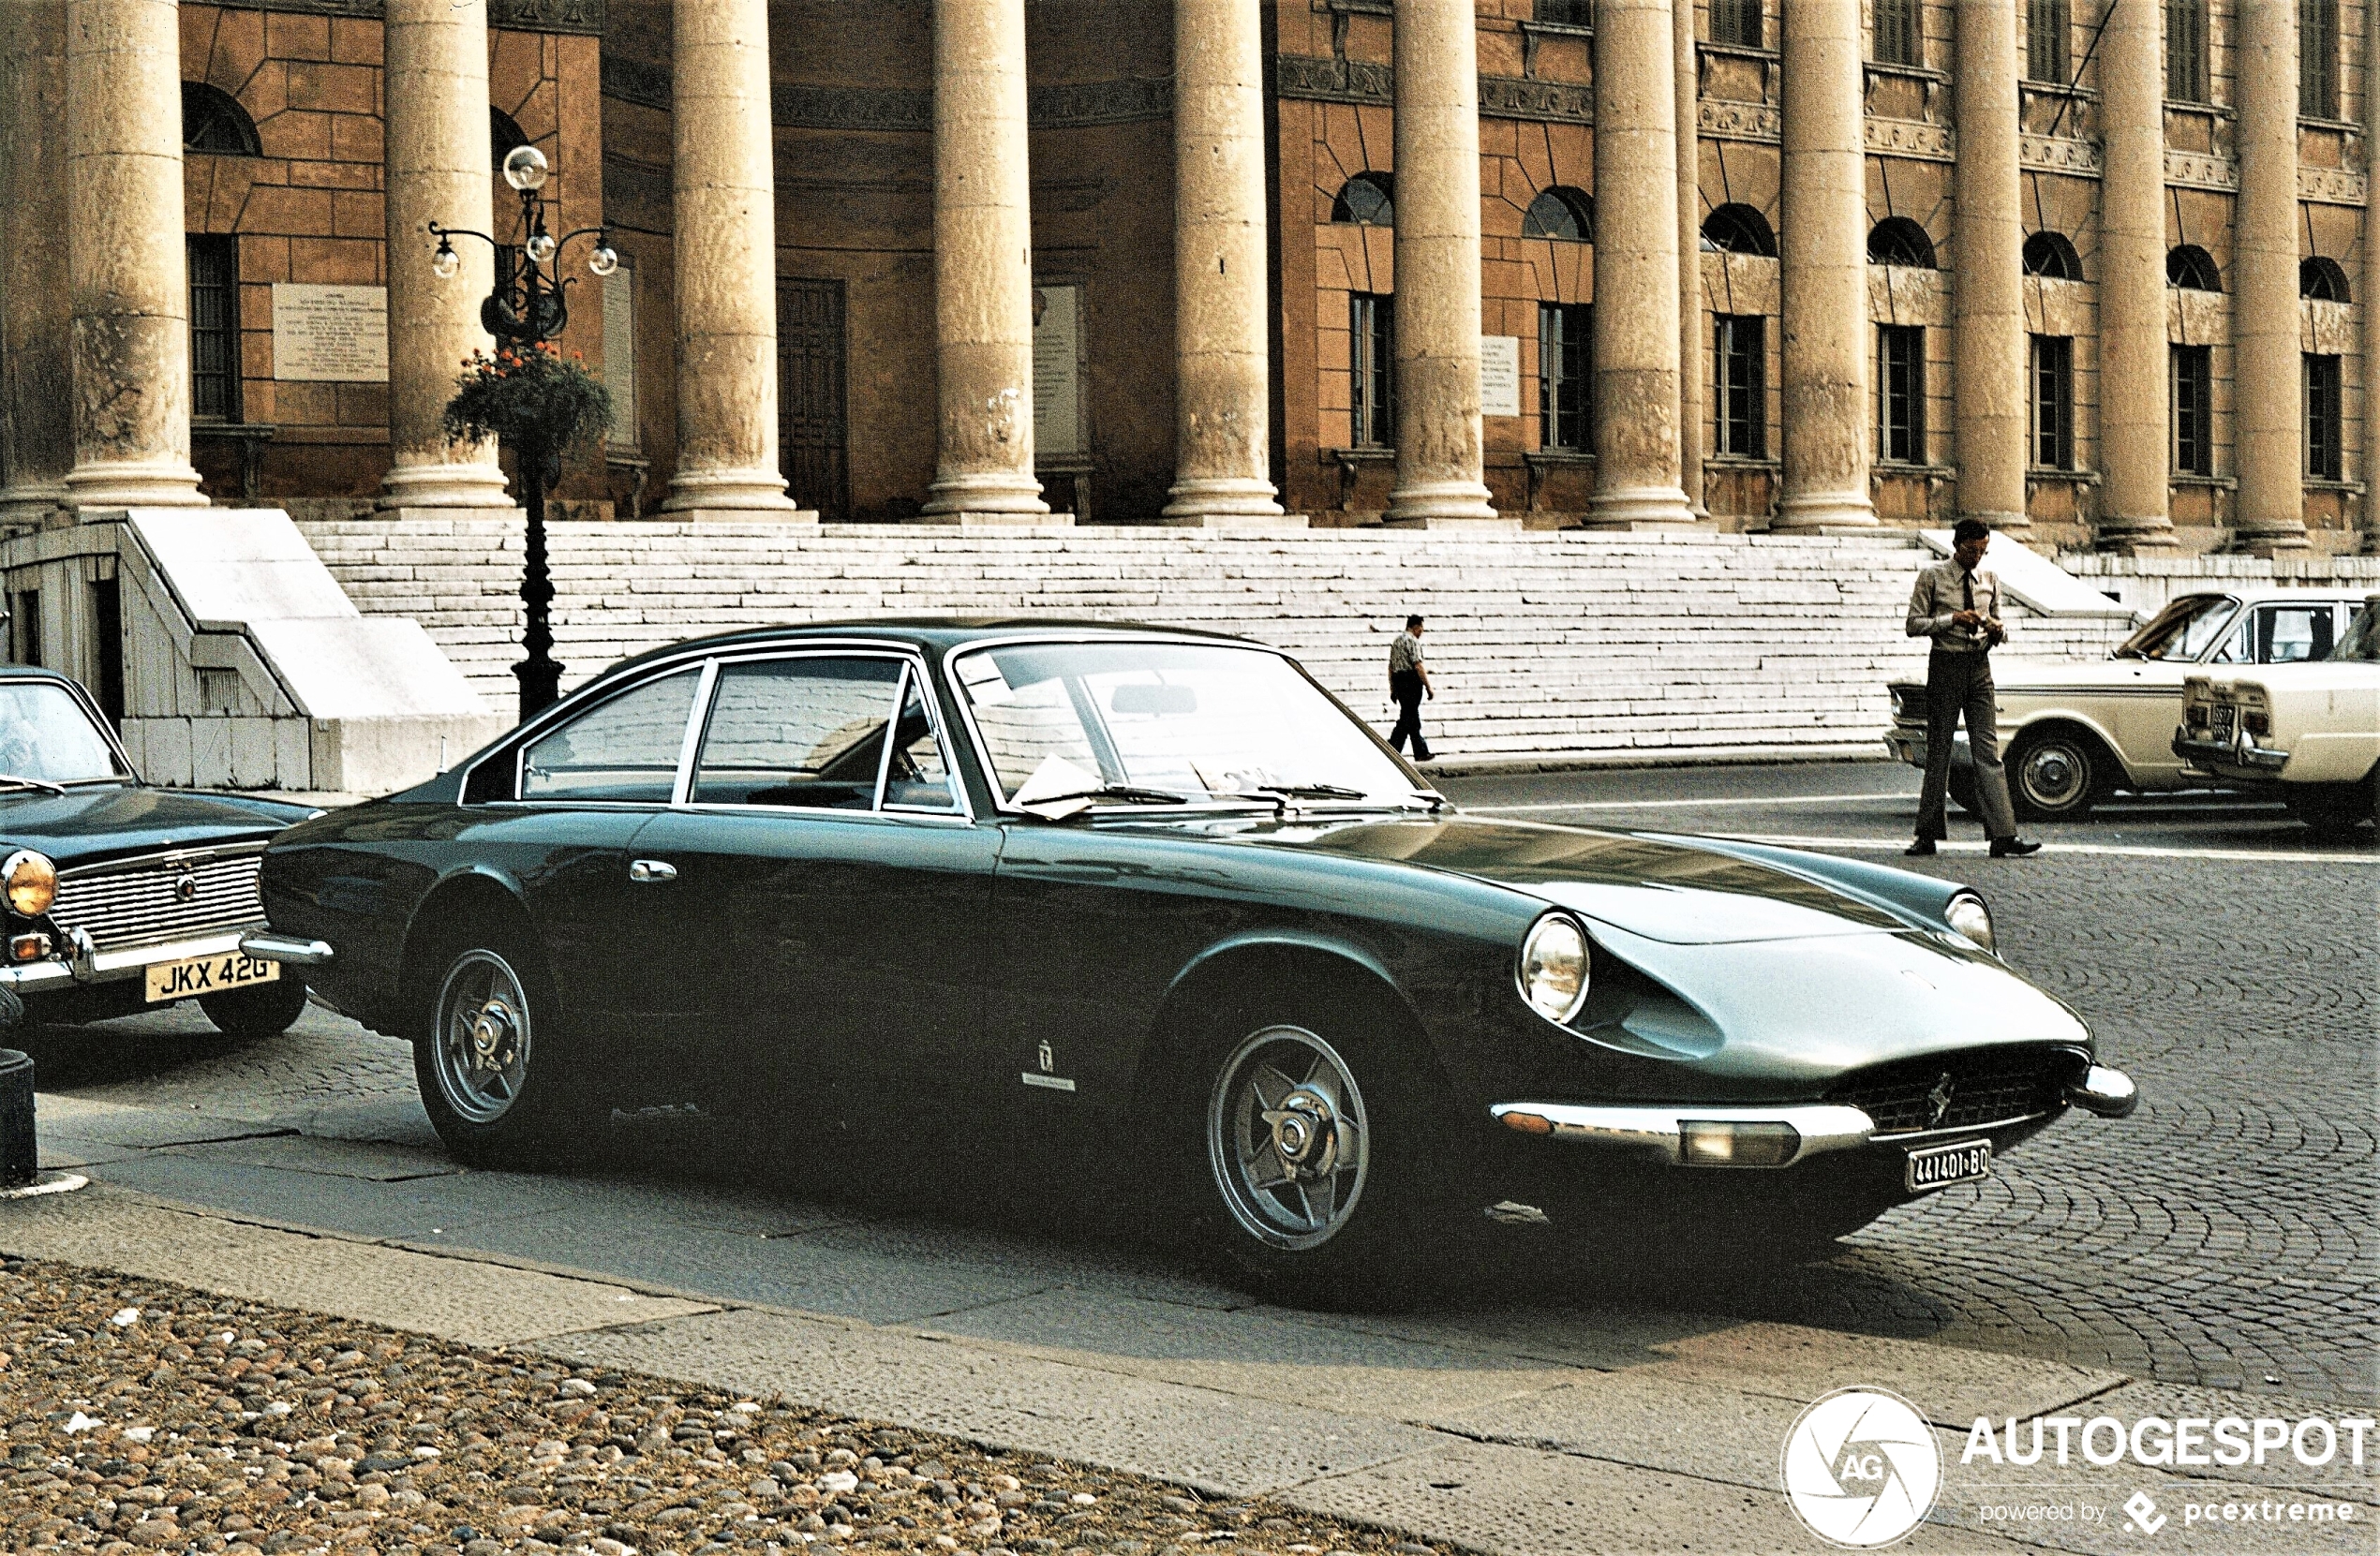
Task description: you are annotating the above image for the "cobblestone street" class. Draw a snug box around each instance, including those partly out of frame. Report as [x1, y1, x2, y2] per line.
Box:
[19, 763, 2376, 1423]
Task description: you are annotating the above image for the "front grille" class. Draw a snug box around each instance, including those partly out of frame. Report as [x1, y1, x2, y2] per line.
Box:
[50, 851, 267, 953]
[1825, 1045, 2072, 1135]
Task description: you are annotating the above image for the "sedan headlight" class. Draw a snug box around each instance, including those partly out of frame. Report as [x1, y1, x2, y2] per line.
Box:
[1944, 891, 1993, 952]
[1517, 912, 1591, 1023]
[3, 850, 56, 918]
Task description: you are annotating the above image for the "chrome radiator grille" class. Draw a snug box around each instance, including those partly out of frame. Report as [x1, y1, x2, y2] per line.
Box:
[50, 852, 268, 952]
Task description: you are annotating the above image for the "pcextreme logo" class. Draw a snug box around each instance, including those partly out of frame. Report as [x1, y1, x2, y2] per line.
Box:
[1782, 1386, 1943, 1549]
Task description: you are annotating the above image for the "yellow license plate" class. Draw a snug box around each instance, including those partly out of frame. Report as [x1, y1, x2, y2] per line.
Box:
[144, 952, 280, 1002]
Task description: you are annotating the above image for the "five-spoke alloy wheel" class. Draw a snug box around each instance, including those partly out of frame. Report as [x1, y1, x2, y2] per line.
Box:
[413, 926, 600, 1167]
[434, 950, 534, 1125]
[1207, 1025, 1371, 1252]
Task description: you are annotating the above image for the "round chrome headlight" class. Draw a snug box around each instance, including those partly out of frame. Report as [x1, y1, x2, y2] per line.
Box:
[1517, 913, 1591, 1024]
[1944, 892, 1994, 952]
[3, 849, 56, 918]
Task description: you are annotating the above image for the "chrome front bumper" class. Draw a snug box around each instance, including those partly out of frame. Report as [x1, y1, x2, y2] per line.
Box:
[1491, 1056, 2139, 1167]
[1884, 726, 1971, 770]
[2173, 727, 2289, 773]
[0, 928, 332, 992]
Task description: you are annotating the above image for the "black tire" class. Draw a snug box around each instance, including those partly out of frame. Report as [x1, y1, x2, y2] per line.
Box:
[2284, 780, 2376, 840]
[1946, 767, 1981, 816]
[412, 922, 606, 1170]
[1165, 989, 1449, 1311]
[198, 976, 311, 1039]
[2006, 728, 2101, 822]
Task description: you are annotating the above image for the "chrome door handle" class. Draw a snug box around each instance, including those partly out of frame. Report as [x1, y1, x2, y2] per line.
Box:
[628, 859, 677, 883]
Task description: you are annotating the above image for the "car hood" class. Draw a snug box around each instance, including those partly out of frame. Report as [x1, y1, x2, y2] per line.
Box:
[1237, 814, 1913, 944]
[0, 785, 318, 868]
[2195, 663, 2380, 693]
[1912, 655, 2192, 693]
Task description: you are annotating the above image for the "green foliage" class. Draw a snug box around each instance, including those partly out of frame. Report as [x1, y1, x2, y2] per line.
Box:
[442, 342, 612, 457]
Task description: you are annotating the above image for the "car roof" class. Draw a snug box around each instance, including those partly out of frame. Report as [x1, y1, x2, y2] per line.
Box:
[0, 663, 80, 685]
[592, 615, 1258, 683]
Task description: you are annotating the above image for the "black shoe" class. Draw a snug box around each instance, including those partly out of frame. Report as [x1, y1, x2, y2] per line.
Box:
[1988, 837, 2044, 858]
[1904, 838, 1937, 856]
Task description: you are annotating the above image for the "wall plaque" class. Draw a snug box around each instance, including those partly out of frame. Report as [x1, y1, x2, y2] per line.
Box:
[1033, 284, 1083, 457]
[1480, 335, 1521, 418]
[272, 284, 389, 383]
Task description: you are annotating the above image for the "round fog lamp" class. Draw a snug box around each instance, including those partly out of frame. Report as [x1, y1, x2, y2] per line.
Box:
[1518, 913, 1590, 1024]
[1944, 893, 1994, 951]
[3, 850, 57, 918]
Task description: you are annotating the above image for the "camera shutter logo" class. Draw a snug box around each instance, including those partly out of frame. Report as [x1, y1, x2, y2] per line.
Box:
[1781, 1386, 1941, 1548]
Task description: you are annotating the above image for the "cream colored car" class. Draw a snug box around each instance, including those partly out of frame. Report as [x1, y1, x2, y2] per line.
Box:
[2175, 597, 2380, 837]
[1886, 589, 2366, 821]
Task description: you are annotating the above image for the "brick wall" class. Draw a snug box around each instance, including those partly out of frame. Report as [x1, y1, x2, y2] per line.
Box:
[293, 521, 2134, 764]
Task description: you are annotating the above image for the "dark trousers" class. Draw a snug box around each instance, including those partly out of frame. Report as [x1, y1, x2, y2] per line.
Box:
[1916, 648, 2018, 839]
[1388, 670, 1431, 760]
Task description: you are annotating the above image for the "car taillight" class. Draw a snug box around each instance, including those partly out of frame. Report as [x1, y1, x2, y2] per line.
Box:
[2242, 711, 2271, 735]
[2185, 704, 2209, 729]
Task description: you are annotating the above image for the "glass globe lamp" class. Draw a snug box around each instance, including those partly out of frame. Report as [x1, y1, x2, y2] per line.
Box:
[525, 232, 558, 265]
[501, 144, 549, 192]
[588, 245, 619, 277]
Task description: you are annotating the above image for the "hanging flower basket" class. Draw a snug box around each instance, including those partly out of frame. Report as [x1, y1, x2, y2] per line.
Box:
[442, 341, 612, 459]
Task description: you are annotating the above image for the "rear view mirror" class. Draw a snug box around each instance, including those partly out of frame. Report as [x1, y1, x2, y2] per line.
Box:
[1109, 683, 1197, 716]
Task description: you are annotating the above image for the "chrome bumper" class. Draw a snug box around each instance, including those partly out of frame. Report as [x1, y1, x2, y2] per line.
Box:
[2172, 727, 2289, 772]
[1489, 1102, 1878, 1167]
[237, 932, 335, 966]
[2064, 1062, 2139, 1119]
[0, 926, 331, 992]
[1885, 726, 1971, 770]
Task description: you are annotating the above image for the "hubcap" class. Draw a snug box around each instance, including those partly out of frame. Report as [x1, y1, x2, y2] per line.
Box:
[2020, 742, 2086, 808]
[1208, 1025, 1369, 1251]
[434, 950, 532, 1124]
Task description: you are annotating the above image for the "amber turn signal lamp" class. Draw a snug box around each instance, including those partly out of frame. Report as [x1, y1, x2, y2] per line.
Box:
[10, 933, 50, 962]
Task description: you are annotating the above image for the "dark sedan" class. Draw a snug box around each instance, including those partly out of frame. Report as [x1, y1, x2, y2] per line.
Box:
[0, 666, 319, 1035]
[251, 620, 2137, 1300]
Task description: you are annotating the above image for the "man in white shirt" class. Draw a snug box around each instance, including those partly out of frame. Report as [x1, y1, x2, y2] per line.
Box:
[1386, 615, 1433, 763]
[1904, 520, 2041, 858]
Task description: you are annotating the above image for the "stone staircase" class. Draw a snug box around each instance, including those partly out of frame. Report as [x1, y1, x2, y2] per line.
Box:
[293, 518, 2138, 764]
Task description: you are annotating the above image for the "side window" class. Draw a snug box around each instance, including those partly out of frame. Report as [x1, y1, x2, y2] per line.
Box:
[519, 668, 701, 803]
[884, 672, 960, 812]
[2256, 605, 2335, 664]
[692, 657, 903, 809]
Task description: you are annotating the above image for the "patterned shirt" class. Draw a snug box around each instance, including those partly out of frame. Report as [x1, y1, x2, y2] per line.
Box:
[1388, 631, 1424, 675]
[1906, 559, 2008, 652]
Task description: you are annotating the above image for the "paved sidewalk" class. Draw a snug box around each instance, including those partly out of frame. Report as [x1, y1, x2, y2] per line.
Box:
[3, 1182, 2370, 1555]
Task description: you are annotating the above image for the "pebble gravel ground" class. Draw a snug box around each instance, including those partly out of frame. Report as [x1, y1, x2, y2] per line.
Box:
[0, 1256, 1446, 1556]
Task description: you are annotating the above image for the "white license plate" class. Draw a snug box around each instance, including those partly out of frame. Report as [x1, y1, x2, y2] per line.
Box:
[144, 952, 280, 1003]
[1905, 1137, 1992, 1193]
[2211, 704, 2236, 736]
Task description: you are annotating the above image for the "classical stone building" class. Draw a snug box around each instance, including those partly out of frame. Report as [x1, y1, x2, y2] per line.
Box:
[5, 0, 2378, 553]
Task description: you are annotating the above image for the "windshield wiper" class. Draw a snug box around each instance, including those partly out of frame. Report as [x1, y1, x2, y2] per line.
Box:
[1022, 784, 1187, 809]
[1255, 782, 1370, 801]
[1408, 791, 1450, 813]
[0, 774, 68, 796]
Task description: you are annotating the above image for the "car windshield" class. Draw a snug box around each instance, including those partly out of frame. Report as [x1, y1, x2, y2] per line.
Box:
[2332, 601, 2380, 663]
[2117, 594, 2239, 660]
[0, 680, 127, 785]
[952, 641, 1421, 809]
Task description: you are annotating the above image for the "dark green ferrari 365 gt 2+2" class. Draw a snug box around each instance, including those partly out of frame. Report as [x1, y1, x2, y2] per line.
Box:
[247, 621, 2137, 1299]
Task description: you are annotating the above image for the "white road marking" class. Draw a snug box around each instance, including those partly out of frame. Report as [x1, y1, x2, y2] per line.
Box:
[1699, 832, 2380, 867]
[1465, 792, 1914, 814]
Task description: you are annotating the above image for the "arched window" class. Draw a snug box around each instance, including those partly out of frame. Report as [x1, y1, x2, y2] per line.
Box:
[1331, 172, 1394, 226]
[1522, 186, 1592, 242]
[2022, 230, 2083, 280]
[1867, 216, 1937, 268]
[182, 82, 260, 156]
[1701, 203, 1777, 257]
[491, 108, 529, 169]
[2300, 255, 2351, 302]
[2165, 244, 2222, 291]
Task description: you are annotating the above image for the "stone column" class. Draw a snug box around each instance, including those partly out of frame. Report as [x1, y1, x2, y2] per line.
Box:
[1773, 0, 1874, 529]
[2233, 0, 2310, 551]
[379, 0, 511, 511]
[662, 0, 803, 517]
[62, 0, 205, 510]
[2367, 0, 2380, 554]
[921, 0, 1046, 518]
[1675, 0, 1707, 518]
[2094, 0, 2174, 549]
[1163, 0, 1284, 523]
[0, 1, 71, 524]
[1586, 0, 1691, 527]
[1951, 0, 2026, 533]
[1386, 0, 1497, 524]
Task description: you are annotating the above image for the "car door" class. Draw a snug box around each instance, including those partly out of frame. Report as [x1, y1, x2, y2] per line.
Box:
[623, 652, 1000, 1118]
[481, 661, 707, 1058]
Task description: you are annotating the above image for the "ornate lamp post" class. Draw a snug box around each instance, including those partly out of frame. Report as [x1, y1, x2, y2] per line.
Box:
[428, 144, 619, 719]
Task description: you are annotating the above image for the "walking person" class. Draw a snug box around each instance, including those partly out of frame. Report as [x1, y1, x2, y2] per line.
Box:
[1386, 615, 1434, 763]
[1906, 520, 2041, 858]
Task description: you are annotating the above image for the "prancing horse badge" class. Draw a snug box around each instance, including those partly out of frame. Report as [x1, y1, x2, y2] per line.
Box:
[1021, 1040, 1077, 1093]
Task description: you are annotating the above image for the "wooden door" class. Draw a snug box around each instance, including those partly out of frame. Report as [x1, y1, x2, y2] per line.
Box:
[779, 278, 849, 521]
